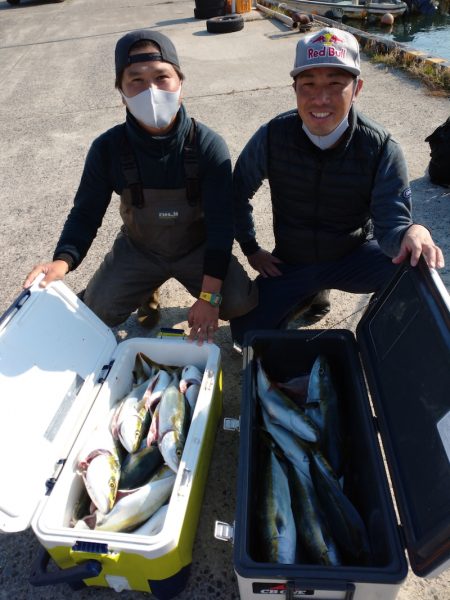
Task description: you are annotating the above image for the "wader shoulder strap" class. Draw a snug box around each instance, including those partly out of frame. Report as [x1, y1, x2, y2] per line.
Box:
[120, 127, 145, 208]
[120, 119, 200, 207]
[183, 118, 200, 206]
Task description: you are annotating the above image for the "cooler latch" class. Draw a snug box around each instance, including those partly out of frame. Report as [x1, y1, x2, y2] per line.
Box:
[45, 458, 66, 495]
[214, 520, 235, 544]
[223, 417, 240, 432]
[97, 360, 114, 383]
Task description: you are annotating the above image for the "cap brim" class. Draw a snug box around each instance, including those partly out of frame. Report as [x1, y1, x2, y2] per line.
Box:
[290, 64, 361, 78]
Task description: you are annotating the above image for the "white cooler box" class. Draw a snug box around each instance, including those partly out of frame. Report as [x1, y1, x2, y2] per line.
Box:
[216, 258, 450, 600]
[0, 278, 222, 598]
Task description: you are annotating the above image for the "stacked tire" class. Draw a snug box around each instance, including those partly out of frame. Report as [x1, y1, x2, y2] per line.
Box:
[194, 0, 226, 19]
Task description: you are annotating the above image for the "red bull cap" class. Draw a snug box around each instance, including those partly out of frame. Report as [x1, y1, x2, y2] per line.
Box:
[290, 27, 360, 78]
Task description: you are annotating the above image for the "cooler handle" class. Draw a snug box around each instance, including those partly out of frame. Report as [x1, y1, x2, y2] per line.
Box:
[286, 580, 355, 600]
[0, 289, 30, 329]
[29, 547, 102, 587]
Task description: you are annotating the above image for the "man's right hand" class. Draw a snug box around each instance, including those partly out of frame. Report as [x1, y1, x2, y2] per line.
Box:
[23, 259, 70, 289]
[247, 248, 283, 277]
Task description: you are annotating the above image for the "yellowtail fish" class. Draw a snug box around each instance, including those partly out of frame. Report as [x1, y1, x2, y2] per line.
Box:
[132, 352, 155, 386]
[260, 407, 341, 566]
[142, 369, 172, 414]
[111, 380, 151, 453]
[156, 383, 190, 473]
[309, 449, 371, 565]
[256, 359, 319, 443]
[92, 465, 176, 532]
[77, 425, 121, 514]
[131, 503, 169, 536]
[288, 458, 341, 567]
[275, 373, 310, 407]
[306, 355, 343, 477]
[179, 365, 203, 394]
[119, 444, 164, 490]
[257, 438, 297, 563]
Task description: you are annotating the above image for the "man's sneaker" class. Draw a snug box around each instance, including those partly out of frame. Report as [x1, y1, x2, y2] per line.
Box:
[292, 290, 331, 326]
[137, 290, 161, 329]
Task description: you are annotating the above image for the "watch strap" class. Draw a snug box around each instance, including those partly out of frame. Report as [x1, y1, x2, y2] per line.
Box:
[199, 291, 222, 306]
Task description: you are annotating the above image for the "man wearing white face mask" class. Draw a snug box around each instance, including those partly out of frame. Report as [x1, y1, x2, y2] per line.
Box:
[230, 27, 444, 346]
[23, 30, 257, 344]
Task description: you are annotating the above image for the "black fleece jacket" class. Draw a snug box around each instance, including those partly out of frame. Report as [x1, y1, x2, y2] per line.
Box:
[54, 105, 233, 280]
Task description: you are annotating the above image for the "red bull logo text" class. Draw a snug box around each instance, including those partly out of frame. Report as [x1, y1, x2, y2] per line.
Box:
[307, 46, 347, 60]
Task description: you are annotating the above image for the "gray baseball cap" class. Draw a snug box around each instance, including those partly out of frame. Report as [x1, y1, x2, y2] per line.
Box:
[115, 30, 180, 78]
[290, 28, 361, 78]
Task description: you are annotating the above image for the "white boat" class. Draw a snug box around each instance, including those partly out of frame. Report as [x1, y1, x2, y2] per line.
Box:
[285, 0, 408, 18]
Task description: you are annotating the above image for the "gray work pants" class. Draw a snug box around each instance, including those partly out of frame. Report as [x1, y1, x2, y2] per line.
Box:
[83, 231, 258, 327]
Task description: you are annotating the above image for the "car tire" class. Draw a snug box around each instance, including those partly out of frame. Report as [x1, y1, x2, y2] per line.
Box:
[206, 14, 244, 33]
[7, 0, 21, 5]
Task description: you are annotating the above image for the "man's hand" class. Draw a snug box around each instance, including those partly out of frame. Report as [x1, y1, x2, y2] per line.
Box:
[392, 224, 445, 269]
[247, 248, 283, 277]
[187, 300, 219, 345]
[23, 259, 70, 289]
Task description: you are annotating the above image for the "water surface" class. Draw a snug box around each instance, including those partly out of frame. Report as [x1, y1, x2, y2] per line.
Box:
[346, 10, 450, 61]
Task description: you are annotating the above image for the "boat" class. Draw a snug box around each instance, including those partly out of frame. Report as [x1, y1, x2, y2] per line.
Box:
[283, 0, 408, 19]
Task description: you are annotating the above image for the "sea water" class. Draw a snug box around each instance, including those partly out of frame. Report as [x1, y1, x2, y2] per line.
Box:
[346, 8, 450, 62]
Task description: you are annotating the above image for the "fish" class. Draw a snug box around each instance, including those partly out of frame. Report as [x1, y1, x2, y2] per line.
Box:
[256, 359, 320, 443]
[71, 487, 93, 527]
[256, 436, 297, 563]
[184, 383, 200, 412]
[80, 452, 121, 515]
[77, 425, 122, 514]
[306, 355, 343, 476]
[132, 352, 155, 386]
[179, 365, 203, 394]
[156, 383, 191, 472]
[260, 407, 341, 565]
[131, 503, 169, 536]
[111, 380, 151, 453]
[93, 465, 176, 532]
[275, 374, 310, 406]
[119, 444, 164, 490]
[260, 406, 312, 478]
[288, 459, 341, 567]
[309, 449, 372, 564]
[147, 402, 160, 447]
[135, 352, 179, 377]
[142, 369, 172, 414]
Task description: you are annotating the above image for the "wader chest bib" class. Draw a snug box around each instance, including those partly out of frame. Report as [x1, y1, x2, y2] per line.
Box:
[119, 119, 206, 259]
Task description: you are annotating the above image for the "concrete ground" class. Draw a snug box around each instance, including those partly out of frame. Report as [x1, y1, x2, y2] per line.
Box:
[0, 0, 449, 599]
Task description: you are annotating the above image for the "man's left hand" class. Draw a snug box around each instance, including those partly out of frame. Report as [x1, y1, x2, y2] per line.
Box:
[392, 224, 445, 269]
[187, 300, 219, 345]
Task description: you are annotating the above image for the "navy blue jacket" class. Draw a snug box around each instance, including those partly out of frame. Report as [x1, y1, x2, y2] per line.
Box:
[233, 106, 413, 264]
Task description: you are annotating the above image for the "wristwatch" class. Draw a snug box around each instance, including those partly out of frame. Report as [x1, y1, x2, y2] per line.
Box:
[199, 291, 222, 307]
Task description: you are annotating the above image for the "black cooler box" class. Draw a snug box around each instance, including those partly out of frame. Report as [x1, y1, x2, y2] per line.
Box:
[225, 258, 450, 600]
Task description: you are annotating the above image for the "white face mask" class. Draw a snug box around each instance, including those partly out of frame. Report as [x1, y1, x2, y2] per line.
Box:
[121, 86, 181, 130]
[302, 115, 350, 150]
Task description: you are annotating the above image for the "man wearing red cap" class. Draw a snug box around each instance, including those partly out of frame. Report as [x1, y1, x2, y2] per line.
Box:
[230, 27, 444, 345]
[23, 30, 257, 344]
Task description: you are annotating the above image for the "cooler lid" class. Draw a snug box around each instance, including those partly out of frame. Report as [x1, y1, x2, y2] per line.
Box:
[0, 278, 117, 533]
[356, 257, 450, 578]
